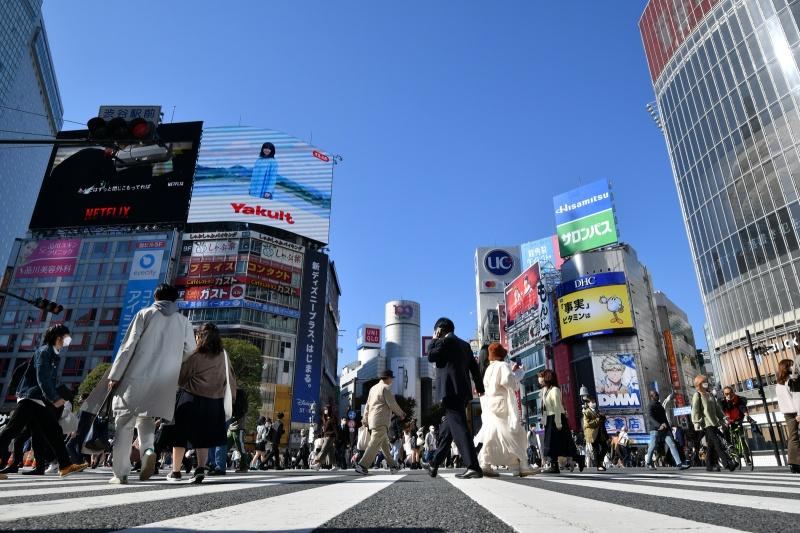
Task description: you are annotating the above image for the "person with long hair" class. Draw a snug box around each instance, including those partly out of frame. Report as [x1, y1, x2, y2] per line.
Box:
[249, 142, 279, 199]
[167, 323, 237, 484]
[539, 369, 584, 474]
[477, 343, 537, 477]
[691, 374, 735, 472]
[776, 359, 800, 473]
[250, 416, 269, 470]
[314, 405, 339, 470]
[0, 324, 87, 478]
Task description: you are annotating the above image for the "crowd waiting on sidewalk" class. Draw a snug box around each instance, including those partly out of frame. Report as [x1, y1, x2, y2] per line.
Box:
[1, 287, 800, 483]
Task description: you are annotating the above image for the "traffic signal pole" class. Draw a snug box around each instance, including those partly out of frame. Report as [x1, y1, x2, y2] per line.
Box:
[746, 329, 783, 466]
[0, 288, 64, 315]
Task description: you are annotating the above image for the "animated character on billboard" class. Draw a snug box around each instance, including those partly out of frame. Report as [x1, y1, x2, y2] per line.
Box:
[596, 355, 639, 395]
[249, 142, 279, 200]
[599, 295, 625, 324]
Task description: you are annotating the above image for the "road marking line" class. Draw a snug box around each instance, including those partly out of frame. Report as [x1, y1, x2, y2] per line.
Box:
[617, 473, 800, 487]
[0, 474, 333, 522]
[617, 477, 800, 494]
[123, 474, 404, 533]
[0, 478, 113, 489]
[539, 477, 800, 514]
[442, 474, 740, 532]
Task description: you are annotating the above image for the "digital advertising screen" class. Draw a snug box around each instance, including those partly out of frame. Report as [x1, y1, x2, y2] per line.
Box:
[29, 122, 202, 229]
[553, 179, 618, 257]
[593, 353, 642, 411]
[187, 126, 334, 244]
[556, 272, 634, 340]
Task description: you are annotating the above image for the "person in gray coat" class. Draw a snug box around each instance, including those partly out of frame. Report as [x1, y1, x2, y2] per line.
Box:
[107, 284, 196, 484]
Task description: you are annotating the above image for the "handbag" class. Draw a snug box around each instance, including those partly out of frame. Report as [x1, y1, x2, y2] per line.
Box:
[83, 390, 113, 453]
[357, 426, 370, 450]
[223, 350, 233, 420]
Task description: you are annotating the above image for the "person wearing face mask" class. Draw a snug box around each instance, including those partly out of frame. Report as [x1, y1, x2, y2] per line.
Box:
[645, 390, 689, 470]
[0, 324, 88, 478]
[314, 405, 339, 470]
[539, 369, 584, 474]
[691, 375, 735, 472]
[775, 358, 800, 473]
[582, 396, 609, 471]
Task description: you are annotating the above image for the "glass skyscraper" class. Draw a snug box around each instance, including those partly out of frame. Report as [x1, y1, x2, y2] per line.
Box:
[0, 0, 63, 269]
[641, 0, 800, 397]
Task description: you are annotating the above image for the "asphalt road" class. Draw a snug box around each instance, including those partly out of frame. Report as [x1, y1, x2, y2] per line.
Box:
[0, 466, 796, 532]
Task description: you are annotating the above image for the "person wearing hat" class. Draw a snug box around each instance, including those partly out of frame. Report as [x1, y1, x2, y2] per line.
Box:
[354, 369, 406, 475]
[478, 343, 538, 477]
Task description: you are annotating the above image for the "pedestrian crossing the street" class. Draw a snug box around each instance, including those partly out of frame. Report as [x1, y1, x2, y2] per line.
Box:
[0, 468, 796, 532]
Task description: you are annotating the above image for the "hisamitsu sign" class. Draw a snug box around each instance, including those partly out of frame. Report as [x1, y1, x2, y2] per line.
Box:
[553, 179, 619, 256]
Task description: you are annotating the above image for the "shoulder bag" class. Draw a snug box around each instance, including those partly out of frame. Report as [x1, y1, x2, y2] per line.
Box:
[223, 349, 233, 420]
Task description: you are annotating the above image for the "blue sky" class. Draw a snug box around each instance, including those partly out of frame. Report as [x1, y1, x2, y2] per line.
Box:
[42, 1, 705, 365]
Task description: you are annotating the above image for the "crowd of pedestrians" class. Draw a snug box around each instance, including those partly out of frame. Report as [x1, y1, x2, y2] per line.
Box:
[2, 302, 800, 484]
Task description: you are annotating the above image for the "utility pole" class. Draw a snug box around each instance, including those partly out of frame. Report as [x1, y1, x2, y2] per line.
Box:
[746, 330, 783, 466]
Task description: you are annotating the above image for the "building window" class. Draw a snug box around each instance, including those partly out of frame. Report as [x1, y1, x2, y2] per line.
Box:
[109, 262, 129, 280]
[2, 311, 18, 325]
[0, 335, 17, 353]
[94, 332, 115, 350]
[0, 358, 10, 378]
[20, 333, 39, 351]
[71, 333, 91, 349]
[74, 308, 97, 326]
[62, 357, 86, 377]
[91, 242, 111, 258]
[105, 284, 125, 298]
[99, 308, 121, 326]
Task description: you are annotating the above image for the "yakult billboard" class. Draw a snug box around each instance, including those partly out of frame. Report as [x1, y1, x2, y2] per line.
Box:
[188, 126, 334, 244]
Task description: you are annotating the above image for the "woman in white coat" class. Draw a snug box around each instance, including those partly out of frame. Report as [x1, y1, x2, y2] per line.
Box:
[776, 358, 800, 473]
[478, 343, 537, 477]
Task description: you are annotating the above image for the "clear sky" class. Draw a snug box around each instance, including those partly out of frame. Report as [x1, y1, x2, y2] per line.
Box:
[42, 1, 704, 366]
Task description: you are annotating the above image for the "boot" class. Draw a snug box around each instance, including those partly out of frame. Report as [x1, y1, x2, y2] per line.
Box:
[790, 464, 800, 473]
[577, 455, 586, 472]
[0, 464, 20, 475]
[541, 463, 560, 474]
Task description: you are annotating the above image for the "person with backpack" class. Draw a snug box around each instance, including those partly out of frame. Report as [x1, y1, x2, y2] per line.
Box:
[166, 323, 236, 484]
[107, 284, 196, 484]
[0, 324, 88, 479]
[266, 412, 285, 469]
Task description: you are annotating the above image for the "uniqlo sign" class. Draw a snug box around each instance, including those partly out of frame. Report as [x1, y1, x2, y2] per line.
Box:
[357, 324, 382, 349]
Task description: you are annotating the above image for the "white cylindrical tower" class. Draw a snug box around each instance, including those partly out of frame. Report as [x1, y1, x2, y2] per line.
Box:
[385, 300, 421, 410]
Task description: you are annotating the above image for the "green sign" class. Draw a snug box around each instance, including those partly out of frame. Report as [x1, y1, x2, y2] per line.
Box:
[556, 208, 618, 256]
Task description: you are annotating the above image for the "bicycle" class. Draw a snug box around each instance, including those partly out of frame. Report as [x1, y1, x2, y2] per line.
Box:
[728, 419, 754, 471]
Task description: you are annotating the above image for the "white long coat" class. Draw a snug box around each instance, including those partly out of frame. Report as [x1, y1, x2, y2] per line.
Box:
[478, 361, 530, 469]
[108, 301, 196, 420]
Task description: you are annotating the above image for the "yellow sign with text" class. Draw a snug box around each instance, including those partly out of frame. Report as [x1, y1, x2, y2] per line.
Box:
[557, 284, 634, 339]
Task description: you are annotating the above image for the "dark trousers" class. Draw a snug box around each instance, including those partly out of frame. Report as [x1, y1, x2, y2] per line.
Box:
[593, 435, 610, 466]
[0, 400, 71, 468]
[704, 426, 728, 469]
[432, 396, 479, 471]
[267, 443, 282, 469]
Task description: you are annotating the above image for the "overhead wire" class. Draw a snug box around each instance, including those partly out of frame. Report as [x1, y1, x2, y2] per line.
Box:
[0, 103, 86, 125]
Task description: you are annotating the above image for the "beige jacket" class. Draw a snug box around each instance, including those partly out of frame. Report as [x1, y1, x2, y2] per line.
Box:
[541, 386, 566, 429]
[363, 380, 405, 430]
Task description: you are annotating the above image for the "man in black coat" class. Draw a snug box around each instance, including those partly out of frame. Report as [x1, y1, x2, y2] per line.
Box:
[423, 317, 485, 479]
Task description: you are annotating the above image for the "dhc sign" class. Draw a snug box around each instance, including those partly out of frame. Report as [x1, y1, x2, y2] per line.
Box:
[484, 249, 514, 276]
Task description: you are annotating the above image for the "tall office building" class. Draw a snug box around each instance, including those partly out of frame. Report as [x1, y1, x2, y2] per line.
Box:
[642, 1, 800, 404]
[0, 0, 63, 269]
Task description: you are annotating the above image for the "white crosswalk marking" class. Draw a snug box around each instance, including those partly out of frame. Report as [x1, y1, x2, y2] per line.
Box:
[539, 476, 800, 514]
[442, 473, 740, 533]
[0, 474, 332, 522]
[123, 474, 404, 533]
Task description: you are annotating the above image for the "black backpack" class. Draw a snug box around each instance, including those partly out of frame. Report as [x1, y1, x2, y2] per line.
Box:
[232, 387, 248, 419]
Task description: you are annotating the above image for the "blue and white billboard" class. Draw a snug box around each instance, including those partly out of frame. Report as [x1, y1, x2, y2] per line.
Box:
[553, 179, 618, 256]
[519, 235, 564, 271]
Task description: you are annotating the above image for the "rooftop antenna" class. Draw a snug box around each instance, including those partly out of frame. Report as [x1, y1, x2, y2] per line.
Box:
[170, 106, 176, 123]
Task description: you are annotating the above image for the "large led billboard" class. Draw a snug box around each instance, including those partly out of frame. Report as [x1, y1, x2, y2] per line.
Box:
[504, 262, 552, 352]
[187, 126, 334, 245]
[29, 122, 202, 229]
[553, 179, 618, 257]
[592, 353, 642, 411]
[556, 272, 634, 340]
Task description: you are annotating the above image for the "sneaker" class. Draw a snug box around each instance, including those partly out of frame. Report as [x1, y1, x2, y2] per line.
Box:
[45, 462, 59, 474]
[0, 473, 6, 480]
[190, 467, 206, 484]
[0, 465, 19, 475]
[354, 464, 368, 476]
[677, 463, 690, 470]
[167, 471, 182, 482]
[140, 448, 157, 481]
[331, 466, 340, 472]
[389, 466, 399, 475]
[108, 476, 128, 485]
[22, 468, 45, 476]
[206, 469, 226, 476]
[481, 467, 500, 477]
[645, 463, 656, 470]
[59, 463, 88, 478]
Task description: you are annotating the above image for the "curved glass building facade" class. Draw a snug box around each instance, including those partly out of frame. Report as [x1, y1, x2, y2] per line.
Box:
[642, 0, 800, 390]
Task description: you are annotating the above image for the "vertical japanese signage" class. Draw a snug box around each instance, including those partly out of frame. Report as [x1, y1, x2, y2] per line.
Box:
[553, 179, 618, 257]
[113, 239, 167, 356]
[497, 304, 508, 350]
[291, 250, 329, 423]
[663, 331, 686, 408]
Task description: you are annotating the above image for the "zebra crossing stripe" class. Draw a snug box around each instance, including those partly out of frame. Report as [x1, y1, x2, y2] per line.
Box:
[441, 474, 739, 533]
[0, 474, 333, 522]
[539, 477, 800, 514]
[124, 474, 404, 533]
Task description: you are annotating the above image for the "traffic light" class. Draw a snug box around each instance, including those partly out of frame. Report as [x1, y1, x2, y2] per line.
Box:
[33, 298, 64, 315]
[87, 116, 157, 142]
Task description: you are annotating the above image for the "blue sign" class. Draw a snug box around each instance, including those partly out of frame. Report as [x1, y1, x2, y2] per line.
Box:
[553, 179, 613, 226]
[484, 249, 514, 276]
[519, 236, 561, 270]
[291, 250, 329, 423]
[113, 243, 167, 357]
[745, 378, 754, 390]
[348, 410, 356, 420]
[556, 271, 626, 299]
